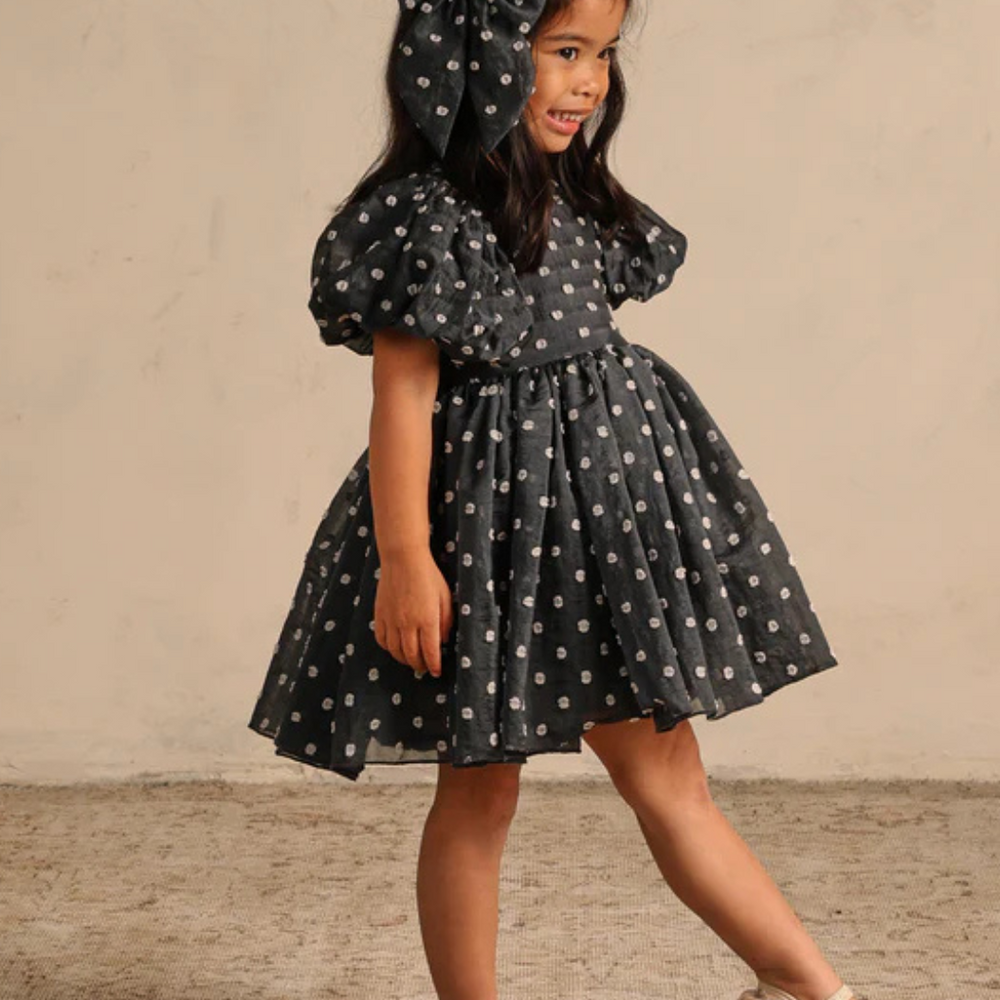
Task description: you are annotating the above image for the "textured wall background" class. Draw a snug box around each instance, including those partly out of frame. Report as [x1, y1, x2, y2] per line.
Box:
[0, 0, 996, 783]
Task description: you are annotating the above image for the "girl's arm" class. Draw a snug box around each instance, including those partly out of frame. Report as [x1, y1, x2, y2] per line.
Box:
[370, 328, 439, 558]
[368, 328, 453, 677]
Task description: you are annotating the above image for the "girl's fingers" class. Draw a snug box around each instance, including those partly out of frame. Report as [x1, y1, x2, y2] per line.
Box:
[387, 633, 405, 664]
[399, 625, 427, 674]
[374, 617, 389, 653]
[420, 625, 442, 677]
[439, 588, 454, 643]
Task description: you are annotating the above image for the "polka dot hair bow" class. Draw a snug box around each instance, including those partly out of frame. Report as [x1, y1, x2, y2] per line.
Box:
[395, 0, 547, 158]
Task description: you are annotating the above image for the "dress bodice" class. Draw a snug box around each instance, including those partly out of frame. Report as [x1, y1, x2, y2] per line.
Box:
[510, 190, 622, 370]
[306, 164, 687, 379]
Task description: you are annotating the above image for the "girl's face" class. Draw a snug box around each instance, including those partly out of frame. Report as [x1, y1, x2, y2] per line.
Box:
[524, 0, 627, 153]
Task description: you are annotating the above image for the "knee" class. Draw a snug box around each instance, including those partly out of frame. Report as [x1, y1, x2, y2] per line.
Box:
[614, 763, 714, 815]
[434, 762, 521, 828]
[605, 723, 714, 812]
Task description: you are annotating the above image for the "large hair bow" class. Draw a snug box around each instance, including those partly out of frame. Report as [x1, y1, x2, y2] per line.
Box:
[395, 0, 548, 158]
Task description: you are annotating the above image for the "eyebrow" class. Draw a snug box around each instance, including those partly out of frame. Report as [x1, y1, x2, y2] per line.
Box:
[543, 32, 622, 46]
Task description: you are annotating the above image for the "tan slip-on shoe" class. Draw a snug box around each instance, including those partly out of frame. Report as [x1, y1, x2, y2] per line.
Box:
[738, 982, 867, 1000]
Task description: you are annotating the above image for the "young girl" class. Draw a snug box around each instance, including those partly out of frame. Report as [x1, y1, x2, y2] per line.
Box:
[249, 2, 865, 999]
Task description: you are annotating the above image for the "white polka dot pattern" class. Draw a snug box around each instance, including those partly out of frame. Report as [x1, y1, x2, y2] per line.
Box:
[601, 200, 690, 309]
[308, 168, 533, 366]
[249, 165, 840, 782]
[394, 0, 547, 158]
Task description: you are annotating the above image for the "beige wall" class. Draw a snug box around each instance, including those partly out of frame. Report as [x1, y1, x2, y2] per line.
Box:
[0, 1, 996, 785]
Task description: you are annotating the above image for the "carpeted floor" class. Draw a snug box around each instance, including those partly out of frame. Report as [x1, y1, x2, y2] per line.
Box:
[1, 778, 997, 1000]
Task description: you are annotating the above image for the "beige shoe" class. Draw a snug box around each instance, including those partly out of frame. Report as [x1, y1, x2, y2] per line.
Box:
[738, 981, 867, 1000]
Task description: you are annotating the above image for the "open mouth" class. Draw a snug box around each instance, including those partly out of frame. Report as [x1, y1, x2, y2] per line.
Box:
[545, 109, 588, 134]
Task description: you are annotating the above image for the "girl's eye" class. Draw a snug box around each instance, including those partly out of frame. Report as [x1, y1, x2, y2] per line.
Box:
[556, 46, 616, 61]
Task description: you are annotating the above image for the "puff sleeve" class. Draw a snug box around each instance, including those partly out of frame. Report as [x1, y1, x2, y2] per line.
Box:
[307, 170, 534, 366]
[599, 196, 689, 310]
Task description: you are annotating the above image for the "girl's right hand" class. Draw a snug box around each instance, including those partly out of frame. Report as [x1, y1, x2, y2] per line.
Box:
[373, 548, 454, 678]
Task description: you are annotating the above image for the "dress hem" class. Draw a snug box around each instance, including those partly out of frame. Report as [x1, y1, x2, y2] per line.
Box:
[247, 652, 839, 783]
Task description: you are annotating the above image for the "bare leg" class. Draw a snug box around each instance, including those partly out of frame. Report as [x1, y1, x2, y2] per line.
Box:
[583, 717, 849, 1000]
[416, 761, 522, 1000]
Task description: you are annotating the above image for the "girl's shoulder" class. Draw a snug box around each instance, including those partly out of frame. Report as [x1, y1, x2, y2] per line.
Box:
[307, 164, 531, 363]
[317, 162, 475, 253]
[598, 194, 689, 310]
[336, 161, 469, 220]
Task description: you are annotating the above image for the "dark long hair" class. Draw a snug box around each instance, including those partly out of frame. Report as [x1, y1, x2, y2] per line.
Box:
[335, 0, 649, 274]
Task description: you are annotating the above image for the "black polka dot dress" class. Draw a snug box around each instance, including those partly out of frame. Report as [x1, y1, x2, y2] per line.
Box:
[247, 162, 839, 781]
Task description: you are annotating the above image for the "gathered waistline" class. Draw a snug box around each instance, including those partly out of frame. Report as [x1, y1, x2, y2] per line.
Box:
[439, 328, 630, 386]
